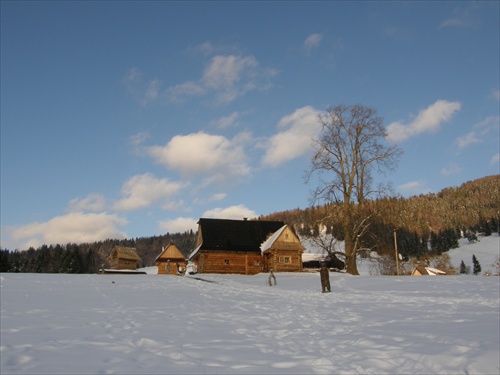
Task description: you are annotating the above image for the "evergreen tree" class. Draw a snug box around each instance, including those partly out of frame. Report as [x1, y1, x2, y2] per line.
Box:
[479, 216, 492, 236]
[0, 249, 11, 272]
[472, 254, 482, 275]
[465, 230, 478, 243]
[459, 260, 468, 274]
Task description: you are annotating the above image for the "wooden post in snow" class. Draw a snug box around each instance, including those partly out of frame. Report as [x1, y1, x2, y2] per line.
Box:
[394, 229, 400, 276]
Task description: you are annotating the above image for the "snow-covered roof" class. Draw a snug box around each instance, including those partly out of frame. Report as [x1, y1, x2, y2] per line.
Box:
[260, 225, 287, 252]
[425, 267, 446, 275]
[188, 244, 202, 260]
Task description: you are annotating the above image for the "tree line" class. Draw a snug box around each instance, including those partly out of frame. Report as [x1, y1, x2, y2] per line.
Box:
[0, 231, 197, 274]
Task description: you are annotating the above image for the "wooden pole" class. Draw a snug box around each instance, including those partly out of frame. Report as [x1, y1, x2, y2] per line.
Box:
[394, 229, 400, 276]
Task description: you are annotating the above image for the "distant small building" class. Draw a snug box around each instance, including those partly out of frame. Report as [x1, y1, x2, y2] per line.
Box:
[107, 246, 141, 270]
[155, 244, 187, 275]
[411, 266, 446, 276]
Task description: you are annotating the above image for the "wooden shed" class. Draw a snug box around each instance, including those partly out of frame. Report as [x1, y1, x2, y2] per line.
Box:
[261, 225, 304, 272]
[155, 243, 187, 275]
[188, 218, 304, 275]
[107, 246, 141, 270]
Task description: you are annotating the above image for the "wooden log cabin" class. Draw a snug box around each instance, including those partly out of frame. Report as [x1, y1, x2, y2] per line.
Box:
[155, 243, 187, 275]
[261, 225, 305, 272]
[188, 218, 304, 275]
[107, 246, 141, 270]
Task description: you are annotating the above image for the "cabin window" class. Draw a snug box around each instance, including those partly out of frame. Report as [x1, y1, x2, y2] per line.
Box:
[254, 260, 260, 266]
[224, 259, 230, 265]
[279, 256, 291, 263]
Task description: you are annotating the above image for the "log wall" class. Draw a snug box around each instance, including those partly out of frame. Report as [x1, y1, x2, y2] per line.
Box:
[197, 251, 262, 275]
[156, 260, 187, 275]
[108, 258, 138, 270]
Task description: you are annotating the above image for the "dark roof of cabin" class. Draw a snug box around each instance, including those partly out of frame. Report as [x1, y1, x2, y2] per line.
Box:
[198, 218, 285, 253]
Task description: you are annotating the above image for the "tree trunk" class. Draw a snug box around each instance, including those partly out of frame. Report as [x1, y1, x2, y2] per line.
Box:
[344, 237, 360, 275]
[343, 212, 360, 275]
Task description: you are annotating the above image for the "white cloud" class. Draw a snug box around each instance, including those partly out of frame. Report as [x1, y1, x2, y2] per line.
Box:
[202, 55, 259, 104]
[490, 153, 500, 165]
[167, 54, 276, 105]
[491, 89, 500, 100]
[386, 100, 462, 142]
[130, 132, 149, 146]
[166, 81, 205, 103]
[456, 132, 481, 149]
[211, 112, 241, 129]
[129, 132, 150, 156]
[123, 68, 161, 107]
[440, 4, 480, 29]
[129, 53, 276, 106]
[7, 212, 127, 250]
[304, 33, 323, 53]
[114, 173, 185, 211]
[210, 193, 226, 202]
[202, 55, 257, 90]
[262, 106, 322, 167]
[440, 163, 462, 176]
[159, 217, 198, 234]
[67, 193, 106, 212]
[455, 115, 499, 149]
[203, 204, 258, 220]
[193, 41, 215, 54]
[148, 132, 251, 182]
[473, 115, 499, 134]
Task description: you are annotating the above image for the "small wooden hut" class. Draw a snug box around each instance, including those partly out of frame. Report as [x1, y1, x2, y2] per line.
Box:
[155, 243, 187, 275]
[107, 246, 141, 270]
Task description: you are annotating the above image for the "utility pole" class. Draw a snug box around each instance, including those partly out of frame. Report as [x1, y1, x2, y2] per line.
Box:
[393, 229, 400, 276]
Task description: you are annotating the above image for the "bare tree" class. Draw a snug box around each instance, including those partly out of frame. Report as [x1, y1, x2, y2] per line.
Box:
[306, 104, 402, 275]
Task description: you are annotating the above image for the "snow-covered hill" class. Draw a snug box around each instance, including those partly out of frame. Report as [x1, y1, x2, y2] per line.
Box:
[448, 234, 499, 274]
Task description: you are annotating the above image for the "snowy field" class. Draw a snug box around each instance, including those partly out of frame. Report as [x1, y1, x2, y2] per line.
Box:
[1, 236, 499, 375]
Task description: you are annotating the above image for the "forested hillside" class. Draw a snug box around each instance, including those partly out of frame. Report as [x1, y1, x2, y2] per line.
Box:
[261, 175, 499, 258]
[1, 175, 498, 273]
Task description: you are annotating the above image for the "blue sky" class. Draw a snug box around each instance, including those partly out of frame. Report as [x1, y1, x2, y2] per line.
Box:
[1, 1, 499, 250]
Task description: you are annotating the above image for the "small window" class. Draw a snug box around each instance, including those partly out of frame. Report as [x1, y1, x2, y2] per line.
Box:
[254, 260, 260, 266]
[224, 259, 230, 265]
[284, 257, 291, 264]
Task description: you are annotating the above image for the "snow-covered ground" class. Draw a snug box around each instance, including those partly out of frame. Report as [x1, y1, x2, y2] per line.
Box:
[1, 236, 499, 374]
